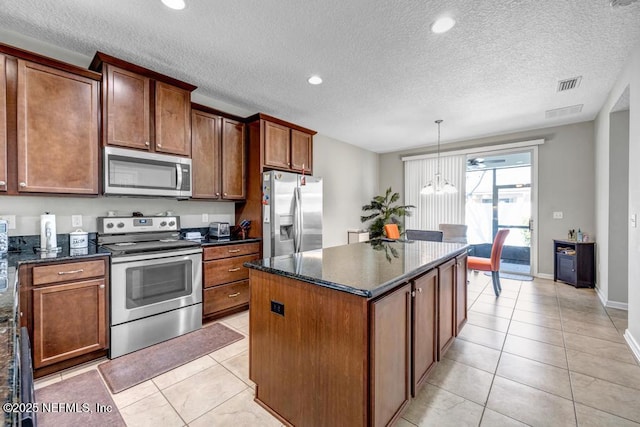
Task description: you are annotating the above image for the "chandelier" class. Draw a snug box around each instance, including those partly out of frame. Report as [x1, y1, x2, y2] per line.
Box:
[421, 119, 457, 195]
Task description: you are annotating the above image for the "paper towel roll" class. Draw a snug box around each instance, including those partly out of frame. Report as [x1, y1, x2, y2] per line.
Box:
[40, 213, 57, 251]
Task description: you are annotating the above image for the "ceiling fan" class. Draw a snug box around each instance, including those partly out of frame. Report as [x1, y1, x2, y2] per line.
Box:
[467, 157, 506, 168]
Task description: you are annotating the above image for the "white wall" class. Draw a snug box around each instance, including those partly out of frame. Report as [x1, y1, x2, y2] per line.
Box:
[595, 42, 640, 359]
[608, 110, 629, 305]
[379, 122, 595, 277]
[313, 134, 379, 247]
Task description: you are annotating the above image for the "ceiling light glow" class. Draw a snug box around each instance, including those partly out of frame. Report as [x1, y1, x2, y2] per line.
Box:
[308, 75, 323, 85]
[431, 16, 456, 34]
[161, 0, 185, 10]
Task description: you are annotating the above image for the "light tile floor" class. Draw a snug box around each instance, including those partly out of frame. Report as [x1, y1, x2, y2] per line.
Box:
[35, 274, 640, 426]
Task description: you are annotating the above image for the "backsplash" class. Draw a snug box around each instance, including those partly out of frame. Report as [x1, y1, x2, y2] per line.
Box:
[0, 195, 236, 236]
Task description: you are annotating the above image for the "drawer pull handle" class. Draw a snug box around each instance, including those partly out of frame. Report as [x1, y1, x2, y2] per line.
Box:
[228, 267, 241, 272]
[228, 292, 241, 298]
[58, 269, 84, 275]
[99, 284, 105, 289]
[228, 249, 241, 253]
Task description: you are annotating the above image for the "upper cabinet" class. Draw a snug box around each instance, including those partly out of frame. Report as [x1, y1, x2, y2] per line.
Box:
[90, 52, 196, 157]
[0, 54, 6, 192]
[0, 44, 101, 195]
[191, 105, 246, 200]
[250, 113, 315, 174]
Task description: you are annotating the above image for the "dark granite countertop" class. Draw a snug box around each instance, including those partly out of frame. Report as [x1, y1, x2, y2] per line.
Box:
[200, 237, 261, 247]
[245, 239, 469, 298]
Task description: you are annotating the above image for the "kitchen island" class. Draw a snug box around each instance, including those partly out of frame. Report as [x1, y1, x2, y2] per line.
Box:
[245, 239, 468, 427]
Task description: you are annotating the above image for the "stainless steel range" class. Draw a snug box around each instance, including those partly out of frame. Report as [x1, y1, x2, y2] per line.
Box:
[98, 215, 202, 358]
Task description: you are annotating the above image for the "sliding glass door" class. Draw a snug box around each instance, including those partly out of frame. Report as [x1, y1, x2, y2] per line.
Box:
[466, 151, 533, 275]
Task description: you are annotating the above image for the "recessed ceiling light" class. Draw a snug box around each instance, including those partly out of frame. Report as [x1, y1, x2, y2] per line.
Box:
[431, 16, 456, 34]
[161, 0, 185, 10]
[308, 75, 323, 85]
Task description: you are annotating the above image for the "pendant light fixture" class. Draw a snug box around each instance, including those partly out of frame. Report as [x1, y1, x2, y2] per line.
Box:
[421, 119, 457, 195]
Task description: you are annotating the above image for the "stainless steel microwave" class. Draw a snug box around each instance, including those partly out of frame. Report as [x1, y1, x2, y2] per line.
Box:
[104, 146, 192, 198]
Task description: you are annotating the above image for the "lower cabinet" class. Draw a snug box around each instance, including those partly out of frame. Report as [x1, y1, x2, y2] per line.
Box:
[438, 258, 456, 358]
[371, 283, 411, 427]
[412, 269, 438, 395]
[202, 242, 260, 319]
[455, 252, 468, 334]
[19, 257, 109, 377]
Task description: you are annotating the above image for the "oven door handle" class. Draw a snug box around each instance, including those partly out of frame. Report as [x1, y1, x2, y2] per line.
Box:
[110, 247, 203, 264]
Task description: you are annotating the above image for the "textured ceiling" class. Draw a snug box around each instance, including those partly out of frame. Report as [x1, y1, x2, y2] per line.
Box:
[1, 0, 639, 153]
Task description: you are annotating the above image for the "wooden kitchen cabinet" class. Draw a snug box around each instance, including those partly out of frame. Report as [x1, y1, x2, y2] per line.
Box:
[16, 59, 99, 194]
[191, 105, 246, 200]
[438, 258, 456, 359]
[202, 242, 259, 319]
[371, 283, 411, 427]
[411, 269, 438, 396]
[90, 52, 196, 157]
[455, 252, 468, 334]
[250, 113, 315, 174]
[19, 257, 109, 377]
[0, 54, 6, 192]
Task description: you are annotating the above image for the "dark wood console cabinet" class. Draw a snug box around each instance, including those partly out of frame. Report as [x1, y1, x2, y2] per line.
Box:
[553, 239, 595, 288]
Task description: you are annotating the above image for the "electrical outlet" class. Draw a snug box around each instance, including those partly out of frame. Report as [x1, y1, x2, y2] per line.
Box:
[631, 214, 637, 228]
[0, 215, 16, 229]
[553, 211, 563, 219]
[202, 213, 209, 223]
[71, 215, 83, 227]
[270, 300, 285, 316]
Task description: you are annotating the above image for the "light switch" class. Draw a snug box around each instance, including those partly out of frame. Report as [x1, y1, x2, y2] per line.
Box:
[553, 211, 563, 219]
[202, 213, 209, 223]
[631, 214, 637, 228]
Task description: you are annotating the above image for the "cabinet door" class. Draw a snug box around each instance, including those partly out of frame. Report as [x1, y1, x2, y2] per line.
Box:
[32, 279, 107, 368]
[371, 283, 411, 427]
[155, 81, 191, 156]
[105, 64, 150, 150]
[290, 129, 312, 173]
[221, 118, 246, 200]
[438, 258, 456, 359]
[556, 254, 577, 285]
[263, 120, 290, 169]
[0, 54, 6, 192]
[412, 269, 438, 396]
[17, 60, 99, 194]
[191, 109, 221, 199]
[455, 253, 468, 335]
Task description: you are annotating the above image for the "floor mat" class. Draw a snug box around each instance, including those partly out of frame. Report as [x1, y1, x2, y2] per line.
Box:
[98, 322, 244, 393]
[35, 370, 125, 427]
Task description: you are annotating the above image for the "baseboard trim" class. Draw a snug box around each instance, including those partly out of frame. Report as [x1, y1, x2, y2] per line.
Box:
[595, 286, 608, 307]
[624, 330, 640, 363]
[606, 300, 629, 310]
[536, 273, 554, 280]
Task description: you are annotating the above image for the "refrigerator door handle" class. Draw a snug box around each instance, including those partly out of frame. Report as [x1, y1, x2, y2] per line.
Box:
[294, 187, 303, 252]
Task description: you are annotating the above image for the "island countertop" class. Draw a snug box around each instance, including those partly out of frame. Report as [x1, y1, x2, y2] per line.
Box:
[245, 239, 468, 298]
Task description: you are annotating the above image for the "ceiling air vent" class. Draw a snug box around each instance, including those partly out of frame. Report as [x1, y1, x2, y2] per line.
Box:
[610, 0, 638, 7]
[545, 104, 583, 119]
[557, 76, 582, 92]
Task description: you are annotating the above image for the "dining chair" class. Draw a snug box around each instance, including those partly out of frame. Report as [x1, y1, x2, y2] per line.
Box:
[467, 229, 510, 296]
[438, 224, 468, 243]
[383, 223, 400, 239]
[405, 229, 443, 242]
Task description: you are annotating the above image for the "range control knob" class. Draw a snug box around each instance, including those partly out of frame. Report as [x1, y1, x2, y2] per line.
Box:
[168, 221, 176, 227]
[160, 221, 167, 227]
[117, 222, 125, 229]
[106, 223, 114, 229]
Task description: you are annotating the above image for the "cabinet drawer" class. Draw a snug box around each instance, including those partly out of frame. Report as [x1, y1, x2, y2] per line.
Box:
[203, 280, 249, 316]
[33, 259, 105, 285]
[204, 242, 260, 260]
[204, 254, 259, 287]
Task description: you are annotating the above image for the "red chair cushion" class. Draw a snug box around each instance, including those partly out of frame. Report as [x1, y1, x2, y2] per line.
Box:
[468, 256, 491, 272]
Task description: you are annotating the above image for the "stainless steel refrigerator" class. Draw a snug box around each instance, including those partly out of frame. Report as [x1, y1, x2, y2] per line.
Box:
[262, 170, 323, 258]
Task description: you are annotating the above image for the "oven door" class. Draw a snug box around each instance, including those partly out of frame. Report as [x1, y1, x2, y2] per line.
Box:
[111, 248, 202, 325]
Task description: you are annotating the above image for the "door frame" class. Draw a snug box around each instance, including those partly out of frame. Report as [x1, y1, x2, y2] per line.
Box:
[465, 146, 539, 276]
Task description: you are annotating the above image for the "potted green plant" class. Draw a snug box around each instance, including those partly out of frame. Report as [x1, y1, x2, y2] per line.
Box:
[361, 187, 414, 239]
